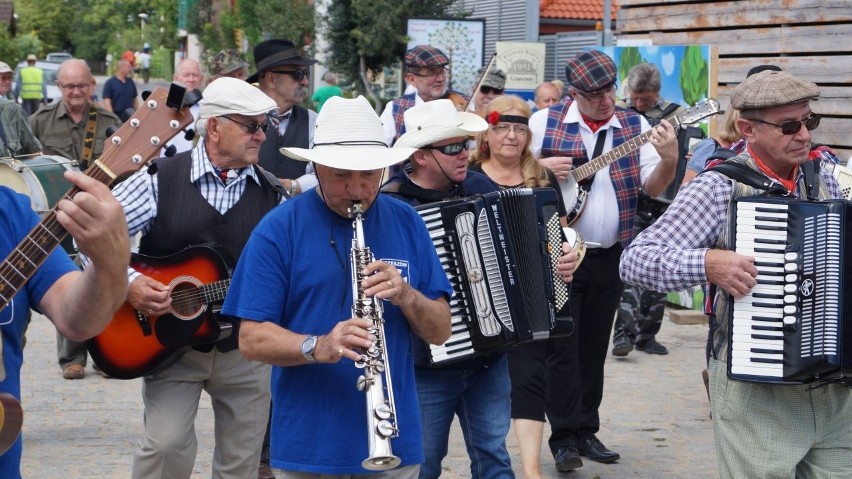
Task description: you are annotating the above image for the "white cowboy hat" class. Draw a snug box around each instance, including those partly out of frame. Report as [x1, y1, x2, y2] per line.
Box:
[281, 96, 415, 170]
[394, 99, 488, 149]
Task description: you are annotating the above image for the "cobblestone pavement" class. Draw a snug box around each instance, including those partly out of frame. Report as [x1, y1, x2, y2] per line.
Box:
[19, 309, 716, 478]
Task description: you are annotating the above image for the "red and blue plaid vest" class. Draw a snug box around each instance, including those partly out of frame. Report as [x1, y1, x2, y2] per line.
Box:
[540, 101, 644, 247]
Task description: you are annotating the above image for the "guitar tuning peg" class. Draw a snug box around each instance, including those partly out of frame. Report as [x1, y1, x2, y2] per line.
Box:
[141, 90, 152, 101]
[147, 162, 159, 175]
[163, 145, 177, 158]
[105, 126, 117, 137]
[183, 129, 195, 141]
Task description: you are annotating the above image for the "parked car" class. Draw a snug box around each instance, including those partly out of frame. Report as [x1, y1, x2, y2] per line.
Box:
[12, 61, 61, 104]
[45, 52, 73, 63]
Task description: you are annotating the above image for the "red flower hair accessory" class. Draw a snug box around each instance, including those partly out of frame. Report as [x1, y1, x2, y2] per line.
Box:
[486, 111, 500, 126]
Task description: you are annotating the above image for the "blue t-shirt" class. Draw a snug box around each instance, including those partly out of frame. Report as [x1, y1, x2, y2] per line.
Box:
[102, 76, 138, 114]
[222, 191, 452, 474]
[0, 187, 76, 476]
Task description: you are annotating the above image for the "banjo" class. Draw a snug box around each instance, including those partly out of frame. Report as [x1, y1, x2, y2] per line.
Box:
[559, 98, 721, 225]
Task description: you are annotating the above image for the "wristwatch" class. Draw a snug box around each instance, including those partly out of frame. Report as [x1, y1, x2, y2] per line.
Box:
[300, 335, 318, 363]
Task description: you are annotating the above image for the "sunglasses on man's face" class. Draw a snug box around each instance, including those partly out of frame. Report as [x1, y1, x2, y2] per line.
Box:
[270, 69, 310, 82]
[480, 85, 504, 95]
[222, 115, 270, 135]
[751, 114, 821, 135]
[424, 141, 468, 156]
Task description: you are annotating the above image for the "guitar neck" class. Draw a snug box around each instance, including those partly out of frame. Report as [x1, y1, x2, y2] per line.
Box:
[571, 116, 682, 182]
[0, 164, 114, 311]
[201, 279, 231, 304]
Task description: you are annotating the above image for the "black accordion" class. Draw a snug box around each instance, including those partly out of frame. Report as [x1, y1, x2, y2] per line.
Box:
[728, 196, 852, 385]
[416, 187, 573, 366]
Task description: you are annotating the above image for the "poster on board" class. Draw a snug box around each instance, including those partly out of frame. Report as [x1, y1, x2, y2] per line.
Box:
[495, 41, 546, 100]
[407, 18, 486, 94]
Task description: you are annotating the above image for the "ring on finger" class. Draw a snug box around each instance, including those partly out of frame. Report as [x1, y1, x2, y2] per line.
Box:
[387, 280, 393, 288]
[338, 348, 345, 357]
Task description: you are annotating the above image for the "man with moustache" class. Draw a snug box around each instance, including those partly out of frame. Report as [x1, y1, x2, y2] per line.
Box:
[250, 39, 318, 197]
[529, 50, 678, 471]
[29, 58, 122, 380]
[381, 45, 467, 146]
[106, 78, 284, 479]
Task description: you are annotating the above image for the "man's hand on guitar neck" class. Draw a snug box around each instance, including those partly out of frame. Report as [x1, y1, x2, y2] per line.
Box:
[128, 276, 172, 317]
[643, 122, 679, 196]
[539, 156, 573, 182]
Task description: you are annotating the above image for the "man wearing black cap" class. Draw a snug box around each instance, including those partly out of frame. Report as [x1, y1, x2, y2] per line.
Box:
[528, 49, 679, 472]
[467, 66, 506, 117]
[380, 44, 468, 146]
[250, 38, 318, 197]
[621, 70, 851, 478]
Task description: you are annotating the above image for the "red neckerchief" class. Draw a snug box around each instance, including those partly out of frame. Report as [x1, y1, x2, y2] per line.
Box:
[748, 144, 798, 193]
[580, 113, 609, 133]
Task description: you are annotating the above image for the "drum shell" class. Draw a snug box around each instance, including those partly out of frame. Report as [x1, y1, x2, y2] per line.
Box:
[0, 155, 80, 255]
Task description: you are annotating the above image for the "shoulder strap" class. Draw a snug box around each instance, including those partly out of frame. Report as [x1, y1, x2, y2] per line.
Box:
[800, 158, 821, 200]
[705, 161, 787, 195]
[659, 102, 682, 119]
[254, 164, 290, 200]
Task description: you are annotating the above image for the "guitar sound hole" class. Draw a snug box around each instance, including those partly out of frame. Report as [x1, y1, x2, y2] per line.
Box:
[170, 281, 205, 320]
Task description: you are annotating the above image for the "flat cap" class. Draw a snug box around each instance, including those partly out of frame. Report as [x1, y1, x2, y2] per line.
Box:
[478, 67, 506, 90]
[730, 70, 819, 110]
[211, 49, 248, 76]
[405, 45, 449, 68]
[565, 50, 616, 93]
[199, 77, 278, 120]
[0, 62, 11, 74]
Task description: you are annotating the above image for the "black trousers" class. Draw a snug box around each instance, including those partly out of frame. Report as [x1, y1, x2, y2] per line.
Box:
[547, 243, 624, 454]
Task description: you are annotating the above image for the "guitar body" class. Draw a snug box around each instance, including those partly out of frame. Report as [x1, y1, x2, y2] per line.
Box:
[0, 392, 23, 455]
[557, 176, 589, 226]
[87, 244, 233, 380]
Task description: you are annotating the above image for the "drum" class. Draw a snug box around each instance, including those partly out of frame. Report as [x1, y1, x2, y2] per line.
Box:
[0, 155, 81, 255]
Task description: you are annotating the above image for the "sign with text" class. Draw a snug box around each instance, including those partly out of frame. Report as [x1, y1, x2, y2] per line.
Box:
[496, 42, 546, 91]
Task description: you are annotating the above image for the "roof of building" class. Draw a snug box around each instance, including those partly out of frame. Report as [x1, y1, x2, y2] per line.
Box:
[540, 0, 619, 20]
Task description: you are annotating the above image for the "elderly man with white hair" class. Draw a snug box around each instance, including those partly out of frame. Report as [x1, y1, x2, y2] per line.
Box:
[106, 77, 287, 479]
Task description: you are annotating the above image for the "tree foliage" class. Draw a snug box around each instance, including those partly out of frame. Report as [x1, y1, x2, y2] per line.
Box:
[322, 0, 469, 110]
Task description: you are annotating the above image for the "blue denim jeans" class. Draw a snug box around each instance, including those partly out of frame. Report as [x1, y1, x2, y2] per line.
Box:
[415, 354, 514, 479]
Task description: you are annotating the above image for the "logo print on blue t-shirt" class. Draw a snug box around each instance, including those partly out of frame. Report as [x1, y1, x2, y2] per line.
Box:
[381, 258, 410, 285]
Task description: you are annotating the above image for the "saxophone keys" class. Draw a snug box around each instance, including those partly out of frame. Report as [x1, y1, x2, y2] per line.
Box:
[375, 418, 396, 438]
[356, 374, 371, 391]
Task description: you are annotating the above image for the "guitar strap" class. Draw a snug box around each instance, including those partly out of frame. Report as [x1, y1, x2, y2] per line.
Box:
[584, 129, 607, 184]
[80, 104, 99, 170]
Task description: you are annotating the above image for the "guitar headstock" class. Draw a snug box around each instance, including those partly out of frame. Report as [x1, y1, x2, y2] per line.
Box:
[673, 98, 722, 127]
[96, 84, 198, 183]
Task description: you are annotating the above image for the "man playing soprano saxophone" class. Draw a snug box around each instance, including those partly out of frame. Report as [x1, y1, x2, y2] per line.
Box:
[222, 96, 452, 478]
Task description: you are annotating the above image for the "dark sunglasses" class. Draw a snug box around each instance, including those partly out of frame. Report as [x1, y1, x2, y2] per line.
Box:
[270, 69, 310, 82]
[480, 85, 504, 95]
[222, 115, 270, 134]
[424, 141, 469, 156]
[751, 114, 821, 135]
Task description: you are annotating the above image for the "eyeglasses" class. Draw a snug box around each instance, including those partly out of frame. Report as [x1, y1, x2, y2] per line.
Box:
[269, 69, 310, 82]
[480, 85, 504, 95]
[491, 124, 530, 136]
[410, 67, 449, 79]
[424, 141, 468, 156]
[751, 114, 821, 135]
[57, 82, 92, 91]
[222, 115, 270, 134]
[573, 83, 617, 103]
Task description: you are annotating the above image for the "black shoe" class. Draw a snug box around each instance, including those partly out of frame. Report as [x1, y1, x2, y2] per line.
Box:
[578, 435, 620, 463]
[635, 338, 669, 355]
[612, 336, 633, 357]
[554, 445, 583, 472]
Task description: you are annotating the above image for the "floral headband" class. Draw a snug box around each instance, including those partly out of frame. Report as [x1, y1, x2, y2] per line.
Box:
[486, 111, 529, 126]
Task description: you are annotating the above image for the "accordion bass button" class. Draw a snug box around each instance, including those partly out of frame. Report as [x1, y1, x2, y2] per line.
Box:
[783, 316, 797, 326]
[784, 284, 797, 293]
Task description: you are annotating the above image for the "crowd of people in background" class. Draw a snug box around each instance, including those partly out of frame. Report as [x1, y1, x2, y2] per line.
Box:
[0, 36, 848, 479]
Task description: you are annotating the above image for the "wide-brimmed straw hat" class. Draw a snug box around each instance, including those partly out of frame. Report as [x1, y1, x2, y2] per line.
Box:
[281, 96, 415, 171]
[394, 99, 487, 149]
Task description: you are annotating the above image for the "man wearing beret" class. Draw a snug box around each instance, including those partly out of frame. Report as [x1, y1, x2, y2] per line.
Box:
[467, 66, 506, 117]
[528, 49, 679, 472]
[250, 38, 319, 198]
[107, 77, 285, 479]
[380, 45, 468, 146]
[621, 71, 852, 477]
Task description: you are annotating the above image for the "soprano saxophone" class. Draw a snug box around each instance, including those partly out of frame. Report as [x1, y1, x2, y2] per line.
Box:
[349, 201, 401, 471]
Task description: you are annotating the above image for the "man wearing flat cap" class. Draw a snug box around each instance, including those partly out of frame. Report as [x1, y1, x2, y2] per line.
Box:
[107, 77, 286, 479]
[251, 38, 319, 198]
[528, 49, 679, 472]
[621, 71, 852, 478]
[223, 95, 452, 477]
[381, 44, 469, 146]
[467, 66, 506, 117]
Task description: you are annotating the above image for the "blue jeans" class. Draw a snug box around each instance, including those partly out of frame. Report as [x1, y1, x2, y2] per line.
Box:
[415, 354, 514, 479]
